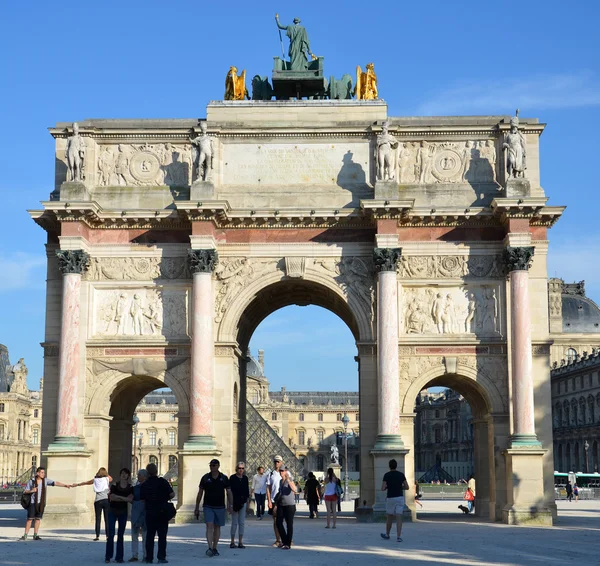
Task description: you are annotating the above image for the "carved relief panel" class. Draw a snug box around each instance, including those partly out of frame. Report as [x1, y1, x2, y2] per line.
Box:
[90, 286, 189, 339]
[400, 284, 504, 337]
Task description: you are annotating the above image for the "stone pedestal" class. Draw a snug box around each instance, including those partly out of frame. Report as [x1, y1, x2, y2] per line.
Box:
[59, 181, 90, 201]
[329, 463, 342, 478]
[504, 178, 531, 198]
[42, 448, 93, 527]
[502, 448, 552, 525]
[190, 180, 216, 200]
[370, 448, 412, 522]
[374, 180, 399, 200]
[176, 448, 222, 523]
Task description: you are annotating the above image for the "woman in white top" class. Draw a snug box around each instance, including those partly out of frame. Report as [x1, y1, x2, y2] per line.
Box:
[72, 467, 113, 540]
[323, 468, 339, 529]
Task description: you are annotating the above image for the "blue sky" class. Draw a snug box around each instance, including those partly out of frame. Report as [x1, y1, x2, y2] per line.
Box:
[1, 0, 598, 390]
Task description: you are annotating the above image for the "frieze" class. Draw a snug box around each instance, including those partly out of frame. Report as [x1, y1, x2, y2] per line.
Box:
[42, 343, 59, 357]
[398, 255, 504, 279]
[97, 143, 193, 187]
[457, 355, 509, 411]
[401, 285, 502, 336]
[532, 344, 551, 356]
[86, 257, 190, 281]
[215, 345, 237, 357]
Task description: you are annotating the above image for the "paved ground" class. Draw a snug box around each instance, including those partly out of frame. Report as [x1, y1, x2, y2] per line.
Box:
[1, 500, 599, 565]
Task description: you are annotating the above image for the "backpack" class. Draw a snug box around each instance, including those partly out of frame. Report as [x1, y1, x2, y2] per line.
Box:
[335, 482, 343, 498]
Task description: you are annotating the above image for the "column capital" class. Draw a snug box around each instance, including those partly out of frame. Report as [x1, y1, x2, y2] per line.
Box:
[56, 250, 90, 275]
[503, 246, 534, 272]
[188, 249, 218, 273]
[373, 247, 402, 272]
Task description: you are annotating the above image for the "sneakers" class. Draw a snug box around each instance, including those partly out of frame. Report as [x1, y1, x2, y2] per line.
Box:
[33, 535, 42, 540]
[94, 537, 100, 541]
[397, 537, 403, 542]
[230, 543, 236, 549]
[213, 549, 220, 557]
[380, 533, 390, 540]
[19, 534, 27, 541]
[206, 549, 214, 557]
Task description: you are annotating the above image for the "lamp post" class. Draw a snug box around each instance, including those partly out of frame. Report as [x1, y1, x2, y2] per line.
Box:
[158, 438, 163, 475]
[585, 439, 590, 473]
[138, 432, 144, 470]
[132, 414, 139, 474]
[342, 413, 350, 502]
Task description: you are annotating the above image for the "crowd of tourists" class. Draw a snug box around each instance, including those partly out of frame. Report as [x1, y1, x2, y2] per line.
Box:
[17, 457, 440, 562]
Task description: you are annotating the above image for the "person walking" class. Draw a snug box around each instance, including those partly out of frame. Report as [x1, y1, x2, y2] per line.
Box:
[194, 459, 233, 557]
[304, 472, 320, 519]
[266, 455, 284, 547]
[251, 466, 267, 519]
[72, 467, 113, 541]
[323, 468, 339, 529]
[380, 459, 409, 543]
[414, 481, 423, 508]
[129, 469, 148, 563]
[573, 483, 579, 502]
[276, 468, 297, 550]
[566, 480, 573, 502]
[105, 468, 134, 563]
[141, 463, 175, 564]
[229, 462, 249, 549]
[19, 467, 71, 541]
[335, 477, 343, 513]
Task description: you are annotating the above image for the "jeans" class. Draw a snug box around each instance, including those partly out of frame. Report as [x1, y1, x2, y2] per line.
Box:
[231, 503, 246, 538]
[131, 524, 147, 559]
[105, 510, 127, 561]
[308, 501, 318, 518]
[255, 493, 266, 517]
[94, 499, 109, 538]
[276, 504, 296, 547]
[467, 499, 474, 513]
[145, 513, 169, 562]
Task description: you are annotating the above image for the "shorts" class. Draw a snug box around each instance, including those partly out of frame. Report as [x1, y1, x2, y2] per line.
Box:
[27, 504, 44, 520]
[203, 506, 226, 526]
[385, 496, 405, 516]
[324, 495, 337, 502]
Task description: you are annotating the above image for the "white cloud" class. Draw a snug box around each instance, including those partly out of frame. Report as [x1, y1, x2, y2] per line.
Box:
[0, 252, 46, 292]
[417, 71, 600, 116]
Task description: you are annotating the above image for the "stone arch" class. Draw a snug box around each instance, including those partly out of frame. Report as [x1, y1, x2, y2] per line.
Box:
[216, 267, 373, 345]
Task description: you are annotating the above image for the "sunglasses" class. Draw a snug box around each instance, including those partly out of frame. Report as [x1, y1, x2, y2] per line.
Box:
[237, 467, 245, 470]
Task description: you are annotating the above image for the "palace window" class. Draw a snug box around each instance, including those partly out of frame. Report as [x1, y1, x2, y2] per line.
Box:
[318, 413, 323, 422]
[272, 413, 278, 421]
[149, 455, 158, 466]
[566, 348, 577, 363]
[435, 410, 440, 418]
[317, 454, 324, 471]
[299, 413, 304, 422]
[355, 413, 359, 421]
[149, 430, 157, 445]
[32, 455, 37, 468]
[435, 428, 441, 443]
[250, 390, 259, 404]
[0, 424, 4, 439]
[317, 430, 324, 443]
[336, 413, 342, 421]
[298, 431, 305, 445]
[0, 403, 4, 412]
[168, 430, 176, 446]
[150, 413, 156, 422]
[32, 428, 39, 444]
[168, 455, 177, 470]
[33, 409, 39, 418]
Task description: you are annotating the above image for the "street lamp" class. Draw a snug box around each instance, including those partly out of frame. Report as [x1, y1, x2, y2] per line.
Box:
[132, 414, 140, 474]
[158, 438, 163, 475]
[342, 412, 350, 502]
[585, 440, 590, 473]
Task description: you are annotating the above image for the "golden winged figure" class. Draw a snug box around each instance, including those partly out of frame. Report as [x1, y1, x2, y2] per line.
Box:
[354, 62, 378, 100]
[224, 66, 249, 100]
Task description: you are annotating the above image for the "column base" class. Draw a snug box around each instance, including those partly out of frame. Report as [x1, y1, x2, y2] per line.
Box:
[502, 447, 553, 526]
[374, 434, 405, 451]
[183, 435, 217, 451]
[47, 436, 87, 451]
[370, 446, 413, 523]
[509, 434, 542, 448]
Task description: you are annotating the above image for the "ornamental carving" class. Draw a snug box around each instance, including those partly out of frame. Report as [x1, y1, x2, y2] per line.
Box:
[503, 246, 534, 272]
[399, 355, 445, 385]
[57, 250, 90, 274]
[457, 355, 509, 411]
[374, 248, 402, 272]
[401, 285, 501, 336]
[93, 288, 188, 338]
[97, 143, 193, 187]
[86, 257, 190, 281]
[214, 258, 277, 322]
[398, 255, 504, 279]
[188, 249, 218, 274]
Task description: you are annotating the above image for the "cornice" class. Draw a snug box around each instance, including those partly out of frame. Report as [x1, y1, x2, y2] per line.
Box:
[491, 198, 564, 227]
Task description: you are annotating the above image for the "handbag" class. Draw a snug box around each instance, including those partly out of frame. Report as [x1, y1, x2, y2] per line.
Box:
[335, 483, 343, 498]
[161, 502, 177, 521]
[464, 489, 474, 502]
[20, 492, 32, 509]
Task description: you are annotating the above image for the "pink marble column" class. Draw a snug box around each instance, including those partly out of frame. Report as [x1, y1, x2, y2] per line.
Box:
[374, 248, 404, 449]
[187, 249, 218, 446]
[54, 250, 89, 445]
[505, 246, 539, 446]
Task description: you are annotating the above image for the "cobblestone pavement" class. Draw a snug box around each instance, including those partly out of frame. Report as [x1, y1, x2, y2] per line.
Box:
[1, 500, 599, 565]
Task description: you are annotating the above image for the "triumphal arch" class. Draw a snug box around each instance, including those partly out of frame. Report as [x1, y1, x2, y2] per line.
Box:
[31, 33, 564, 525]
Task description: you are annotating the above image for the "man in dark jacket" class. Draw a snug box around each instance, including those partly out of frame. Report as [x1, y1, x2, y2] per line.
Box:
[140, 463, 175, 564]
[229, 462, 249, 548]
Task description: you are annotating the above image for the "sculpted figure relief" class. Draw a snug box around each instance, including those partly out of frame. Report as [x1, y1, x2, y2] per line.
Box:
[65, 122, 86, 182]
[224, 66, 249, 100]
[115, 144, 129, 185]
[417, 141, 434, 183]
[503, 110, 527, 179]
[190, 122, 214, 181]
[354, 63, 378, 100]
[376, 121, 399, 181]
[275, 14, 314, 71]
[398, 143, 416, 183]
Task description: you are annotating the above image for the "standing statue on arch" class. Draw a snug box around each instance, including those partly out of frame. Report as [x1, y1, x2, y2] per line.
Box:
[275, 14, 314, 71]
[503, 110, 527, 179]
